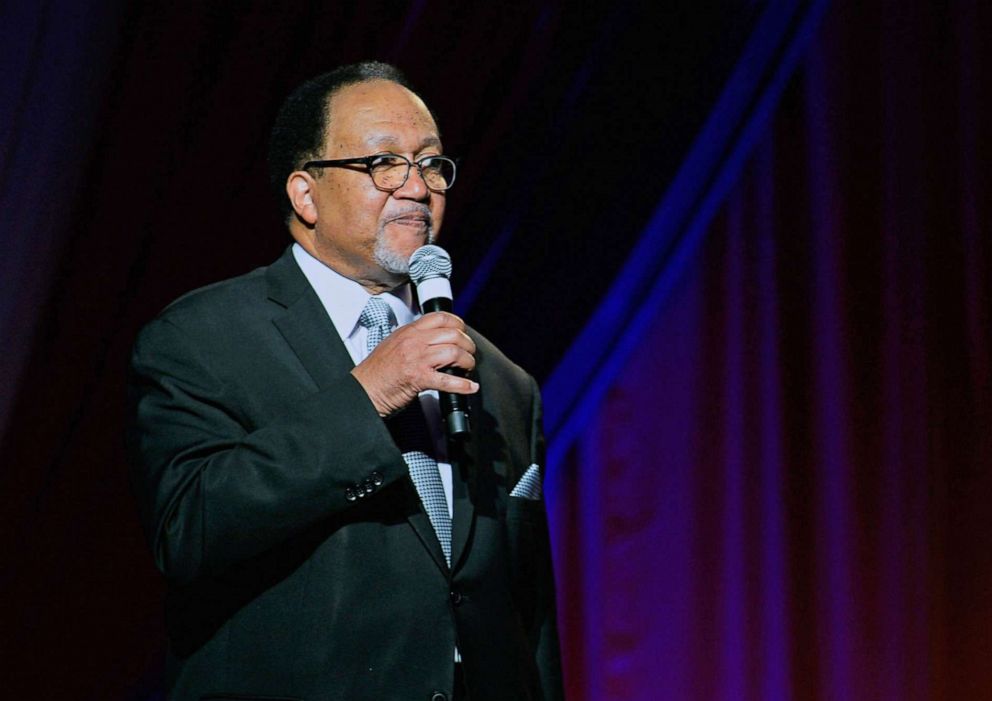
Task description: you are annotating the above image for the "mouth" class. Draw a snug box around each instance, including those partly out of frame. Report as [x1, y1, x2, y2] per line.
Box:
[385, 209, 433, 228]
[388, 217, 429, 228]
[386, 215, 431, 229]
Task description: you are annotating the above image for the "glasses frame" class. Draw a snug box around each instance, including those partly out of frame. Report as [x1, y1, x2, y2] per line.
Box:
[302, 153, 457, 192]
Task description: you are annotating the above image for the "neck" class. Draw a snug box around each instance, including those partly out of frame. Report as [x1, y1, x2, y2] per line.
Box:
[289, 228, 407, 294]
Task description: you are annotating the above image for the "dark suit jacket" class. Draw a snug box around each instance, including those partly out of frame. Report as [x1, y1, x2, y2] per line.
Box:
[126, 247, 563, 701]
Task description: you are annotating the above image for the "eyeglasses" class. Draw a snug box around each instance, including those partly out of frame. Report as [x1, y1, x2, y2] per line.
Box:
[302, 153, 457, 192]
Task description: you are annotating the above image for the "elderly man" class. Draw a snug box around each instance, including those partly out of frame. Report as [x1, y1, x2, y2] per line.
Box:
[127, 62, 563, 701]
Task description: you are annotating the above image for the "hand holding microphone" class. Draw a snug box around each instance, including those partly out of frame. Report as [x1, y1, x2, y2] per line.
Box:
[350, 245, 476, 438]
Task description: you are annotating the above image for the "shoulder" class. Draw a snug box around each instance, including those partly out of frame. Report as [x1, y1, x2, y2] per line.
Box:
[466, 326, 539, 400]
[132, 256, 289, 362]
[155, 266, 269, 328]
[138, 245, 304, 341]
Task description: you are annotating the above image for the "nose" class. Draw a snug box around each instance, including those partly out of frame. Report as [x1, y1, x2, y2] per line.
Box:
[392, 164, 431, 201]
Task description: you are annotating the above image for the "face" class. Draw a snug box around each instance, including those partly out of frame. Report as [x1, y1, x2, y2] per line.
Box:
[288, 80, 446, 292]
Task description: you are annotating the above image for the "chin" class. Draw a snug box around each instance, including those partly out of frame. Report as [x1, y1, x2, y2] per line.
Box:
[374, 228, 435, 275]
[373, 243, 412, 275]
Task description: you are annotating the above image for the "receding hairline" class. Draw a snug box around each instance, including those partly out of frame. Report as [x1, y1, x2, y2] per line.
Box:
[319, 79, 441, 150]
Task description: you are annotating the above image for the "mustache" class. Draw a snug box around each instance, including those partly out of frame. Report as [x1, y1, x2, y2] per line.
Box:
[383, 206, 433, 226]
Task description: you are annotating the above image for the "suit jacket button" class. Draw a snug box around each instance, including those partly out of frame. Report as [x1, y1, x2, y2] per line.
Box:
[449, 590, 463, 606]
[430, 693, 447, 701]
[362, 479, 375, 494]
[345, 487, 357, 502]
[371, 471, 384, 486]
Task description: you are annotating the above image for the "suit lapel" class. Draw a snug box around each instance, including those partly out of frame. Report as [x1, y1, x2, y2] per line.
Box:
[449, 389, 484, 574]
[267, 248, 354, 389]
[407, 502, 450, 574]
[450, 461, 475, 574]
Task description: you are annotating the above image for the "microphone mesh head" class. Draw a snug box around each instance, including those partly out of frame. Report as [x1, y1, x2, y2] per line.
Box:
[408, 245, 452, 284]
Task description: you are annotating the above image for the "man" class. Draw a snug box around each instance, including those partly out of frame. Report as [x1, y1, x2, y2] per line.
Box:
[127, 62, 563, 701]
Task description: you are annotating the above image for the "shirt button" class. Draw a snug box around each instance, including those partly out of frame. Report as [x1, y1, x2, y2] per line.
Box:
[449, 590, 463, 606]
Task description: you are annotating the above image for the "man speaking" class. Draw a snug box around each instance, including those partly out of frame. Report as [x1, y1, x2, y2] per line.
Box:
[127, 62, 563, 701]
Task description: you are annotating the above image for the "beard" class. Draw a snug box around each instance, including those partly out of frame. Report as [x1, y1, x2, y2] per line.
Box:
[373, 224, 436, 275]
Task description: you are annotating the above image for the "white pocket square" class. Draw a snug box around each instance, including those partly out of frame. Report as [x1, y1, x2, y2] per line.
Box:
[510, 463, 542, 500]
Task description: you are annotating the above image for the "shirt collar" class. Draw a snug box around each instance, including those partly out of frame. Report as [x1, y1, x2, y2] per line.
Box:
[292, 243, 416, 343]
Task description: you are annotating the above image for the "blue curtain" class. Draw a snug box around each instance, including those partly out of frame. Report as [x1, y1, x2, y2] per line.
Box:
[548, 2, 992, 698]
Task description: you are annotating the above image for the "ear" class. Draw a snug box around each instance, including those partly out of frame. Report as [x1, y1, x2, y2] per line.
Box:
[286, 171, 318, 225]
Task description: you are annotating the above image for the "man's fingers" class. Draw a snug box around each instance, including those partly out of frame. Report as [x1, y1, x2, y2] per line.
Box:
[352, 311, 477, 414]
[425, 345, 476, 373]
[424, 329, 476, 355]
[433, 370, 479, 395]
[413, 310, 465, 330]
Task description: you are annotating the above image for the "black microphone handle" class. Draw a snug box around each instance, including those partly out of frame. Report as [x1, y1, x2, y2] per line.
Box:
[420, 295, 471, 438]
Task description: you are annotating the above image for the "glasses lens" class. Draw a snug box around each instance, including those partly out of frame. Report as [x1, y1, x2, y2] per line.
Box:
[368, 155, 457, 191]
[369, 155, 410, 190]
[420, 157, 456, 190]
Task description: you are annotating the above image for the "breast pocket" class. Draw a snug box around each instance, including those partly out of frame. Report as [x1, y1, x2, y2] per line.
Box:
[505, 495, 552, 625]
[507, 494, 546, 523]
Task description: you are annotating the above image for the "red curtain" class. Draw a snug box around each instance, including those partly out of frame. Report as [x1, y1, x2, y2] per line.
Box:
[550, 2, 992, 699]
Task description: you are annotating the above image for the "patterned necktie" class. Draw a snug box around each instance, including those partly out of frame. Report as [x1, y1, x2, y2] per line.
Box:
[358, 296, 452, 566]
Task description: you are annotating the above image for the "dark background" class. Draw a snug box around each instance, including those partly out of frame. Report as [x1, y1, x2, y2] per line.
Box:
[2, 2, 989, 699]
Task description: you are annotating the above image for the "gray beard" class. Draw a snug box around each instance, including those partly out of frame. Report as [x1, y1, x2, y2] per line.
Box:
[373, 226, 435, 275]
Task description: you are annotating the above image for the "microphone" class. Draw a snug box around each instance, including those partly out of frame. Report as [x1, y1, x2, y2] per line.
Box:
[408, 244, 471, 439]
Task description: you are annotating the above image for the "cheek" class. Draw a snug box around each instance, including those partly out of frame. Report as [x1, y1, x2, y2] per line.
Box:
[336, 186, 387, 233]
[431, 200, 446, 231]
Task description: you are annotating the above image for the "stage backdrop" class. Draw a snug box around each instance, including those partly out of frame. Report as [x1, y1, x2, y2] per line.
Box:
[1, 1, 989, 699]
[547, 2, 992, 700]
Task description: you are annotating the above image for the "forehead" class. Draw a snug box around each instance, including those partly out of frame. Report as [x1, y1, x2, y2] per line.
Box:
[323, 80, 440, 153]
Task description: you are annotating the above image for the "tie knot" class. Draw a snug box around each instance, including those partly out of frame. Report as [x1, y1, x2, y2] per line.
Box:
[359, 296, 397, 330]
[359, 296, 398, 353]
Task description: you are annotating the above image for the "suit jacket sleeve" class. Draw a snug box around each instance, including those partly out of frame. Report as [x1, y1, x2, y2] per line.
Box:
[126, 314, 409, 586]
